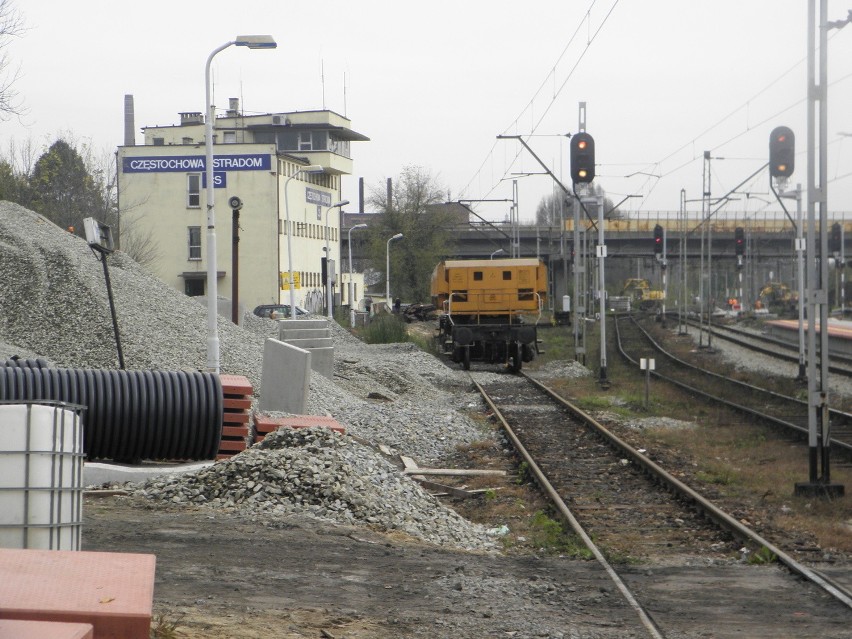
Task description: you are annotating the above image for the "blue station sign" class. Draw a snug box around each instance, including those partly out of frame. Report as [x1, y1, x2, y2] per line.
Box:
[122, 153, 272, 173]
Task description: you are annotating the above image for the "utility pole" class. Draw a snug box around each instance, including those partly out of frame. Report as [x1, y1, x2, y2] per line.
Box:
[796, 0, 845, 498]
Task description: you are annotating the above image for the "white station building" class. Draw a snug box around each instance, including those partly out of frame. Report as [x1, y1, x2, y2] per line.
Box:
[116, 98, 369, 316]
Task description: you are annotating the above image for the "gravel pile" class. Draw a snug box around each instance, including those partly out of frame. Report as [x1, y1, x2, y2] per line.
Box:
[134, 427, 496, 551]
[0, 202, 265, 387]
[0, 202, 496, 548]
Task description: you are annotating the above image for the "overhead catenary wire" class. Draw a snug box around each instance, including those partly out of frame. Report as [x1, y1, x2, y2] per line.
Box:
[459, 1, 620, 205]
[463, 7, 851, 217]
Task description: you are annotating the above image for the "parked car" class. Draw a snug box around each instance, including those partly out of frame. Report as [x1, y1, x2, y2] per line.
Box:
[252, 304, 308, 319]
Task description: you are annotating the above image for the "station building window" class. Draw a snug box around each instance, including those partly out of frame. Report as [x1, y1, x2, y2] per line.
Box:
[188, 226, 201, 260]
[187, 174, 201, 208]
[185, 279, 204, 296]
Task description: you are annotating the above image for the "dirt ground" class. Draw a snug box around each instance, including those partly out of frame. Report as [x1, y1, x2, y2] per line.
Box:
[83, 489, 852, 639]
[83, 496, 641, 639]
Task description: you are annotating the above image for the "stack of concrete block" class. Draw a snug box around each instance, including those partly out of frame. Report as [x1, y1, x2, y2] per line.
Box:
[277, 319, 334, 379]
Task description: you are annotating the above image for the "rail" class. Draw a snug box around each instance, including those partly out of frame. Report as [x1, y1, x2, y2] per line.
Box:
[473, 376, 665, 638]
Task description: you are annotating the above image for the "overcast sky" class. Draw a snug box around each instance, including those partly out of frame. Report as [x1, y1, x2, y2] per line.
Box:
[2, 1, 851, 223]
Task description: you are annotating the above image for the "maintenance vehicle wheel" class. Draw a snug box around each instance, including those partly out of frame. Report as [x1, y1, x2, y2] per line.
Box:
[508, 342, 522, 373]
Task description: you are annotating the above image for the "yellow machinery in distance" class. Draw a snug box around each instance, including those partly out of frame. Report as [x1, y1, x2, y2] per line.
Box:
[622, 278, 665, 310]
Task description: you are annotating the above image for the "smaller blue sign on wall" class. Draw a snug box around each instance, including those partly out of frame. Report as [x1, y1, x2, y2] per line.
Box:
[201, 172, 227, 188]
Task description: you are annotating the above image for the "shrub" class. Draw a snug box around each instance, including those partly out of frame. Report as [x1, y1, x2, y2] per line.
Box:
[358, 314, 410, 344]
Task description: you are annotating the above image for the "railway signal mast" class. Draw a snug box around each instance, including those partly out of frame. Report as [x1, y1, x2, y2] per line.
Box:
[570, 111, 608, 388]
[793, 1, 849, 497]
[654, 224, 667, 326]
[770, 130, 807, 382]
[829, 223, 845, 316]
[734, 227, 745, 313]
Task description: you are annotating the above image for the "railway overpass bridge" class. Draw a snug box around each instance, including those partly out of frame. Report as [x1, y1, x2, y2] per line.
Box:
[343, 212, 852, 308]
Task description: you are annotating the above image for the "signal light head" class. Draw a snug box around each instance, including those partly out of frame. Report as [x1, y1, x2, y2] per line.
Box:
[653, 224, 663, 254]
[769, 126, 795, 178]
[570, 132, 595, 184]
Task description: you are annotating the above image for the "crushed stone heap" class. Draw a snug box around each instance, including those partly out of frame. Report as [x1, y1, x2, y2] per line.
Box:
[0, 202, 508, 548]
[134, 426, 497, 551]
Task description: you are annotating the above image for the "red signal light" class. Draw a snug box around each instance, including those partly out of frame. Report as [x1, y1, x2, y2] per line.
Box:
[570, 132, 595, 184]
[769, 126, 795, 178]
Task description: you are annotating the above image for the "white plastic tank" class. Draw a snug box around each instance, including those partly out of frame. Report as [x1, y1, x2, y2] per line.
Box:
[0, 402, 85, 550]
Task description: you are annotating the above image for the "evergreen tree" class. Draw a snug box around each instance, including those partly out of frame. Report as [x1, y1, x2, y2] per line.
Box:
[29, 139, 107, 234]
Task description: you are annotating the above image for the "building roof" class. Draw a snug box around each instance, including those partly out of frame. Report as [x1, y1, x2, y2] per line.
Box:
[246, 121, 370, 142]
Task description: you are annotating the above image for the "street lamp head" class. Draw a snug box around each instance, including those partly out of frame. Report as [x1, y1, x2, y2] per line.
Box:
[235, 35, 277, 49]
[352, 223, 368, 230]
[298, 164, 324, 174]
[333, 200, 350, 208]
[390, 233, 403, 241]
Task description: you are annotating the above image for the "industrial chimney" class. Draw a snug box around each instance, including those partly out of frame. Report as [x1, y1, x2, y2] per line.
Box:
[123, 95, 135, 146]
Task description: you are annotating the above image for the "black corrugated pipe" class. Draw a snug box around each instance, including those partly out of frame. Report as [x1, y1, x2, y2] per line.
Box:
[0, 367, 223, 462]
[2, 356, 51, 369]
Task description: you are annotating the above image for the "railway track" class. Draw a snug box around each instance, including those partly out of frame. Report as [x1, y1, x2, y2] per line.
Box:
[471, 370, 852, 637]
[616, 313, 852, 455]
[679, 316, 852, 377]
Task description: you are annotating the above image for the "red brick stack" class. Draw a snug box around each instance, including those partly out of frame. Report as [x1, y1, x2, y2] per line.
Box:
[253, 414, 346, 444]
[217, 374, 253, 460]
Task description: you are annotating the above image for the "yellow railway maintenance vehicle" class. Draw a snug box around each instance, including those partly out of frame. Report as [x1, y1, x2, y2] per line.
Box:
[431, 258, 547, 372]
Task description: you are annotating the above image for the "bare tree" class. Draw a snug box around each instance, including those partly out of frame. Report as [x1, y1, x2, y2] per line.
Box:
[118, 215, 161, 267]
[0, 0, 26, 119]
[366, 165, 457, 303]
[535, 190, 572, 228]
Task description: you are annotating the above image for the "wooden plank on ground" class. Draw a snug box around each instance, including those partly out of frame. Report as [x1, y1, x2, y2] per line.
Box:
[402, 468, 506, 477]
[411, 478, 496, 498]
[399, 455, 419, 471]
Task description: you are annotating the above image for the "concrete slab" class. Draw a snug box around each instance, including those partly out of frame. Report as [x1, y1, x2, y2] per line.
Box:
[259, 338, 311, 414]
[308, 346, 334, 379]
[0, 548, 155, 639]
[84, 461, 212, 487]
[279, 328, 330, 340]
[277, 319, 328, 330]
[284, 337, 333, 350]
[0, 619, 93, 639]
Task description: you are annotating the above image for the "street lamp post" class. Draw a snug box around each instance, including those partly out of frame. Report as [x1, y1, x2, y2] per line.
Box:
[490, 248, 505, 260]
[283, 164, 324, 319]
[348, 223, 368, 313]
[324, 200, 349, 318]
[386, 233, 403, 309]
[204, 35, 276, 373]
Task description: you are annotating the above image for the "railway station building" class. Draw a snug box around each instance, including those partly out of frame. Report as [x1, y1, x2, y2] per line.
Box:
[116, 99, 369, 315]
